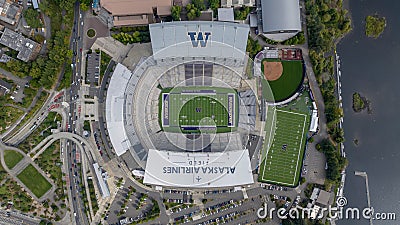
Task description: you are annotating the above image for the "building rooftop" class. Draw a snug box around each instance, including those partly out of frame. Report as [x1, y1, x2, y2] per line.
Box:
[0, 0, 22, 25]
[316, 189, 331, 206]
[0, 78, 11, 95]
[93, 163, 110, 198]
[217, 8, 234, 22]
[260, 0, 301, 41]
[0, 28, 40, 62]
[101, 0, 172, 26]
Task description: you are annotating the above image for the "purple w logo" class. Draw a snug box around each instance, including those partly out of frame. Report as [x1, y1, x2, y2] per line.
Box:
[188, 32, 211, 47]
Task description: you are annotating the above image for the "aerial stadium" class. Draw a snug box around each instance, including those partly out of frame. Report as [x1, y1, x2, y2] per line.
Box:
[104, 21, 307, 189]
[104, 21, 267, 188]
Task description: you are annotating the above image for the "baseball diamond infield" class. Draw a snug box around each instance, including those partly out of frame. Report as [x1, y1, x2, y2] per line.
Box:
[261, 58, 304, 102]
[263, 61, 283, 81]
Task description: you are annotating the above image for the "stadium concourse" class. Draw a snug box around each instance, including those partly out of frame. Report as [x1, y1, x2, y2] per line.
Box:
[104, 21, 271, 189]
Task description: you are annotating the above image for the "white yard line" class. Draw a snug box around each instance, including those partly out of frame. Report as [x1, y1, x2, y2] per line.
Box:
[292, 114, 307, 186]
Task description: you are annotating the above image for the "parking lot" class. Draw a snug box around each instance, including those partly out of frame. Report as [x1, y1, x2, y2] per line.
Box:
[106, 181, 154, 225]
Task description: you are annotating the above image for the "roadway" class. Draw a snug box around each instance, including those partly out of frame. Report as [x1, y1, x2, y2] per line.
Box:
[66, 2, 89, 224]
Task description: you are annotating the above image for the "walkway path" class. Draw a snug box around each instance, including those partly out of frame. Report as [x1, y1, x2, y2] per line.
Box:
[0, 142, 56, 202]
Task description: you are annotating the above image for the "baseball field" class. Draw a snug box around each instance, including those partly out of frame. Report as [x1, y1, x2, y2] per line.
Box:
[261, 59, 304, 102]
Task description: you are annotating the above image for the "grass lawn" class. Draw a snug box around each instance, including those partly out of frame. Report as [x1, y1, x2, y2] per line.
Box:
[259, 109, 309, 186]
[262, 59, 304, 102]
[4, 150, 24, 169]
[17, 164, 52, 198]
[0, 106, 24, 134]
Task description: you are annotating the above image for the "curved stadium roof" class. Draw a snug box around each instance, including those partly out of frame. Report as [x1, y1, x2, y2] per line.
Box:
[261, 0, 301, 34]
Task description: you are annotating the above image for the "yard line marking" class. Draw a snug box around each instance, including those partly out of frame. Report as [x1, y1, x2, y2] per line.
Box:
[292, 113, 307, 186]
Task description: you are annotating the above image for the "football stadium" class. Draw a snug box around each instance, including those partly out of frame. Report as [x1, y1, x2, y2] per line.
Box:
[104, 21, 309, 189]
[105, 21, 263, 188]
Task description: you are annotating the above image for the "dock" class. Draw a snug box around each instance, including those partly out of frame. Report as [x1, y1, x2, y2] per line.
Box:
[355, 171, 373, 225]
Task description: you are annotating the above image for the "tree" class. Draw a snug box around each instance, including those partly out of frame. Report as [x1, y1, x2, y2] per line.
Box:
[209, 0, 219, 10]
[191, 0, 205, 11]
[186, 4, 200, 20]
[23, 8, 42, 28]
[80, 3, 89, 11]
[171, 5, 181, 21]
[234, 6, 250, 20]
[246, 36, 261, 59]
[322, 13, 331, 23]
[365, 14, 386, 38]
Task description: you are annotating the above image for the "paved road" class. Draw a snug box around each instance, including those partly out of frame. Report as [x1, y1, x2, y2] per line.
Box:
[0, 209, 40, 225]
[65, 2, 89, 225]
[3, 88, 55, 145]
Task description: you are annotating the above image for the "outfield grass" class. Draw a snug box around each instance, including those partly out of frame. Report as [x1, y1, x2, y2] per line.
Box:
[17, 164, 52, 198]
[4, 150, 24, 169]
[262, 59, 304, 102]
[259, 109, 309, 186]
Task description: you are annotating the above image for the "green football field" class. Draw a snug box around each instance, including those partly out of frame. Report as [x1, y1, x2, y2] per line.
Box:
[262, 59, 304, 102]
[176, 95, 228, 126]
[160, 87, 237, 133]
[259, 109, 309, 186]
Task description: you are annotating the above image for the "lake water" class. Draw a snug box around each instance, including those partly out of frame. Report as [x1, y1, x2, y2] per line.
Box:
[337, 0, 400, 224]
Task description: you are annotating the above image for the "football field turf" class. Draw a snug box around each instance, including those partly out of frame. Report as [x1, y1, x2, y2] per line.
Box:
[259, 109, 309, 186]
[161, 87, 237, 133]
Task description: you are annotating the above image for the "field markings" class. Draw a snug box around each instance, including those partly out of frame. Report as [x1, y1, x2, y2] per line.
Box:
[261, 109, 307, 186]
[261, 106, 276, 181]
[292, 112, 307, 186]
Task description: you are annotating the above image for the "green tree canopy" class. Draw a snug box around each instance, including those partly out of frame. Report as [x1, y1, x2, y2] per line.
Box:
[24, 8, 42, 28]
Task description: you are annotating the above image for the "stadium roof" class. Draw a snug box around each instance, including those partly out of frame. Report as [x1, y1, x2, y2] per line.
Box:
[105, 63, 132, 156]
[144, 149, 254, 187]
[149, 21, 249, 60]
[261, 0, 301, 40]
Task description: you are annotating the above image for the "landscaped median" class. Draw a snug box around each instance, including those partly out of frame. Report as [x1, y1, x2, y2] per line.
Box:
[17, 164, 52, 198]
[4, 150, 24, 169]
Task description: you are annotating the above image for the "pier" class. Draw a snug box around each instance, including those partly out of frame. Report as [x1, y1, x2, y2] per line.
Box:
[355, 171, 373, 225]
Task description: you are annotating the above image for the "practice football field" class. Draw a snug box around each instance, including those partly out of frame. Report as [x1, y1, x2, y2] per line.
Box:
[259, 109, 309, 186]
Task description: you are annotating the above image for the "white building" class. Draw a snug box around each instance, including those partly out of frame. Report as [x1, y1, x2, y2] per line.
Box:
[221, 0, 255, 8]
[260, 0, 302, 41]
